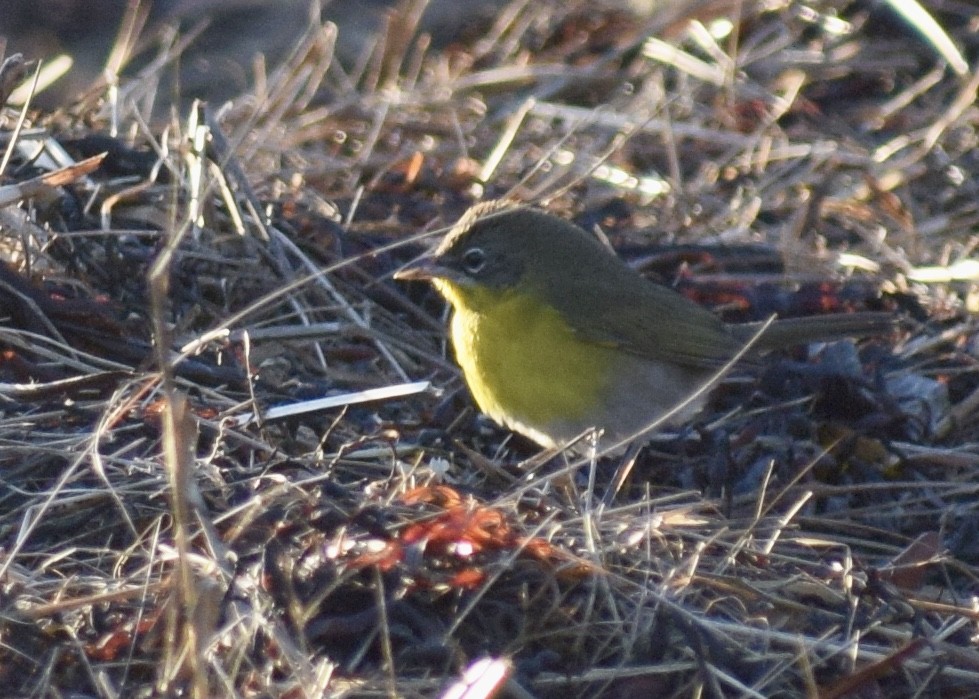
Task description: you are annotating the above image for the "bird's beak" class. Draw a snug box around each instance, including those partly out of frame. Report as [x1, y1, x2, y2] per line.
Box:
[393, 257, 435, 281]
[394, 256, 454, 282]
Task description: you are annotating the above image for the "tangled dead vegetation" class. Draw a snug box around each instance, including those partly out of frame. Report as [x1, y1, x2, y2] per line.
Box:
[2, 1, 979, 696]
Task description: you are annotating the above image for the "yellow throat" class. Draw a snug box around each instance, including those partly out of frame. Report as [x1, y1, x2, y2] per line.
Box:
[394, 201, 894, 451]
[434, 278, 615, 449]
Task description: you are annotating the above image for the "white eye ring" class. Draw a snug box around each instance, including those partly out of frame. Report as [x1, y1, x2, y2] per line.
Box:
[462, 247, 486, 274]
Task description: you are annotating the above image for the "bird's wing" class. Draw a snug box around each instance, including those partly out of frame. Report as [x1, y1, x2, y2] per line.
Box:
[549, 271, 744, 369]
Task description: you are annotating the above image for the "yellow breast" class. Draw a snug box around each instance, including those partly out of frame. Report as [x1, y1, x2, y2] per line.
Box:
[434, 279, 616, 448]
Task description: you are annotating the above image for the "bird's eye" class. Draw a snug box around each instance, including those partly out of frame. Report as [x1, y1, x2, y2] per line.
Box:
[461, 247, 486, 274]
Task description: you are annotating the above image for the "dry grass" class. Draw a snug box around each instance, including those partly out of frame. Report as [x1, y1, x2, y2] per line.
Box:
[2, 1, 979, 697]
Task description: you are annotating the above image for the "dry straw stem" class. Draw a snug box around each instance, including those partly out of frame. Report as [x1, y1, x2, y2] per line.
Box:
[3, 0, 979, 697]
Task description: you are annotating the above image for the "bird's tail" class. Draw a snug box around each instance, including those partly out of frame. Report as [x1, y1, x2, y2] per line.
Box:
[731, 311, 896, 351]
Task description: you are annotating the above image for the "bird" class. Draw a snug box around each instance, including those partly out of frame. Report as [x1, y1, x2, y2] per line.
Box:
[396, 200, 893, 453]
